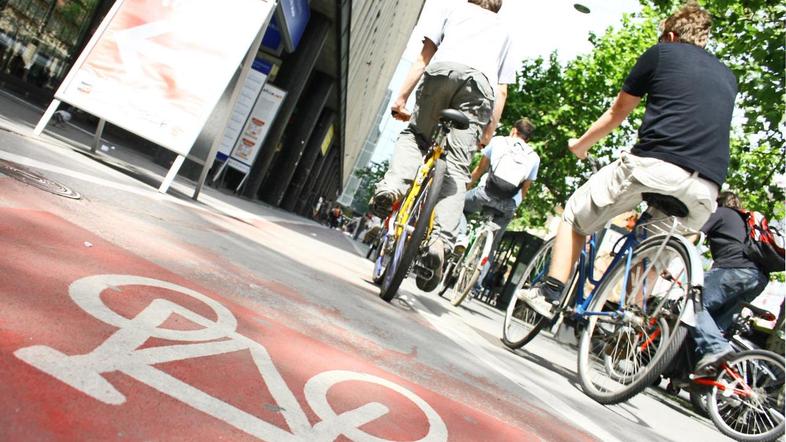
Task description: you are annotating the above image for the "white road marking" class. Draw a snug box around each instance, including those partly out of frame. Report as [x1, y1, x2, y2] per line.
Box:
[15, 274, 448, 442]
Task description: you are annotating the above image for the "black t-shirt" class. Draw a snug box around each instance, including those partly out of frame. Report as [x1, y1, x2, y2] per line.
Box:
[701, 207, 758, 269]
[623, 43, 737, 187]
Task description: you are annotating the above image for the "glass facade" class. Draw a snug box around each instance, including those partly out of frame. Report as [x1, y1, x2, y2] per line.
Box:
[0, 0, 100, 91]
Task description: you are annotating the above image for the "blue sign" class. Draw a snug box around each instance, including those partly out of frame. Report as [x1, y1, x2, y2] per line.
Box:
[252, 58, 273, 75]
[262, 16, 282, 53]
[276, 0, 310, 52]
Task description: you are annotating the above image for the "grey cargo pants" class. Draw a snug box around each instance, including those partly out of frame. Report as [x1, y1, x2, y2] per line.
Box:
[376, 61, 495, 245]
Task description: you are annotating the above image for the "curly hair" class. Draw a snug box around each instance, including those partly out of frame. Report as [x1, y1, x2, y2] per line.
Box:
[660, 1, 712, 48]
[468, 0, 502, 13]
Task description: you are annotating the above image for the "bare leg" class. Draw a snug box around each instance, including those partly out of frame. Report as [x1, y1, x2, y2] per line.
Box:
[548, 220, 586, 284]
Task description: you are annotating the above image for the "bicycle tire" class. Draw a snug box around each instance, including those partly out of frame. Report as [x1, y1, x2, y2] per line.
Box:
[577, 236, 694, 404]
[438, 260, 457, 297]
[707, 349, 785, 442]
[451, 229, 492, 307]
[501, 237, 555, 349]
[366, 238, 379, 260]
[371, 232, 389, 285]
[688, 388, 709, 418]
[379, 159, 446, 302]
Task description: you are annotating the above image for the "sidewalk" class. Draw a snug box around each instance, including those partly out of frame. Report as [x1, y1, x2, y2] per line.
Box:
[0, 89, 348, 245]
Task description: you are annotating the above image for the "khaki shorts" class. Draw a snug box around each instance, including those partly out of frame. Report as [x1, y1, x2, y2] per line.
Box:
[563, 152, 719, 236]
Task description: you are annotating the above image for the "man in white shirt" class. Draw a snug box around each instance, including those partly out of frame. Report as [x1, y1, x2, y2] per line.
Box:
[371, 0, 517, 292]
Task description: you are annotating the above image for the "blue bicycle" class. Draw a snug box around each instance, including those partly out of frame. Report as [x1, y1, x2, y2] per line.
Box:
[502, 166, 705, 404]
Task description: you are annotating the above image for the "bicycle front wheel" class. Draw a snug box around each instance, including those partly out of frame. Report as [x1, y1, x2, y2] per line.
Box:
[577, 236, 694, 404]
[450, 229, 491, 307]
[501, 237, 554, 349]
[379, 159, 446, 302]
[708, 350, 785, 442]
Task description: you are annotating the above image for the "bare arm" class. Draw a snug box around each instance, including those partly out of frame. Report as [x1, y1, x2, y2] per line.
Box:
[467, 155, 490, 189]
[390, 39, 438, 121]
[568, 90, 641, 159]
[480, 84, 508, 146]
[519, 180, 532, 202]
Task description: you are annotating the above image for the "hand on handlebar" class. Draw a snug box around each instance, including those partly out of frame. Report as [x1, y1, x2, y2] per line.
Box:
[390, 98, 411, 122]
[568, 138, 588, 159]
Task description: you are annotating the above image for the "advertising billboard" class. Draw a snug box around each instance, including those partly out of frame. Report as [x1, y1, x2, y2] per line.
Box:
[227, 83, 287, 174]
[55, 0, 274, 156]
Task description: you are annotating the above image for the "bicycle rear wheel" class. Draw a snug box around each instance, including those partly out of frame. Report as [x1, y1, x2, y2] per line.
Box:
[379, 160, 446, 302]
[577, 236, 694, 404]
[450, 229, 491, 307]
[501, 237, 554, 349]
[708, 350, 785, 442]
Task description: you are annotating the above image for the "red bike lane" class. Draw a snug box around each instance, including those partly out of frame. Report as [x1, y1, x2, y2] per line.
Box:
[0, 207, 593, 441]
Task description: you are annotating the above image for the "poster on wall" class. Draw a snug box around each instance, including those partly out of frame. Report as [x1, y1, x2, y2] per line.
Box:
[216, 58, 273, 162]
[227, 83, 287, 174]
[55, 0, 275, 156]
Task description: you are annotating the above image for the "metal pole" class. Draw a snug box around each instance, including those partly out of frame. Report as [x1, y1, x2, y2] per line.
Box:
[192, 15, 270, 201]
[92, 118, 106, 153]
[158, 155, 185, 194]
[33, 99, 60, 136]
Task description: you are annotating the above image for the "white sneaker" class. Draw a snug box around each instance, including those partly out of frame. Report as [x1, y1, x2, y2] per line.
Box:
[517, 286, 556, 318]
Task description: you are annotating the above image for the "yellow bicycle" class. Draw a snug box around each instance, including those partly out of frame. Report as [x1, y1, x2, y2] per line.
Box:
[377, 109, 470, 302]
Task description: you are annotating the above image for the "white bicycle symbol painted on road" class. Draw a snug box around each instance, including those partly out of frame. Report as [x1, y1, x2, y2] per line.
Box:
[15, 275, 448, 442]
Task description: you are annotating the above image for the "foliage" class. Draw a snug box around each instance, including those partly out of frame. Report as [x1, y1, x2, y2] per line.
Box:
[503, 10, 659, 228]
[503, 1, 785, 231]
[646, 0, 785, 218]
[352, 160, 389, 214]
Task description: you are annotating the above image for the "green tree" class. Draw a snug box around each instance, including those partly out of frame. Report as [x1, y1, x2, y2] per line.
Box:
[503, 1, 784, 230]
[352, 160, 389, 214]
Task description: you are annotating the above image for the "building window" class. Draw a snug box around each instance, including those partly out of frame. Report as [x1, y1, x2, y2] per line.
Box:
[0, 0, 100, 90]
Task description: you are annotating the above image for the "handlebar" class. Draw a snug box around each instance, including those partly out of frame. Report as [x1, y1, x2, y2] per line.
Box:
[586, 155, 601, 174]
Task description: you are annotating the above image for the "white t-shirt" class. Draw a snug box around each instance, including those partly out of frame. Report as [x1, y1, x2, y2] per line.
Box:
[419, 2, 517, 88]
[482, 135, 540, 206]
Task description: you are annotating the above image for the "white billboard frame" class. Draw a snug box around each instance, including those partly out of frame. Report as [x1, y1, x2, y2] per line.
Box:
[34, 0, 276, 194]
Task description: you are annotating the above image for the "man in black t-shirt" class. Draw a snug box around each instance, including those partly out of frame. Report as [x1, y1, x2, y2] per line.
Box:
[694, 192, 769, 373]
[520, 2, 739, 318]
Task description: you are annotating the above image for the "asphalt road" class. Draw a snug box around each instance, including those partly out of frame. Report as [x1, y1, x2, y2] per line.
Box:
[0, 104, 732, 441]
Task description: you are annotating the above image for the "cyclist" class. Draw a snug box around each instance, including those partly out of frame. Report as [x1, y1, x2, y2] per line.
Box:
[520, 1, 737, 318]
[370, 0, 518, 291]
[693, 191, 770, 374]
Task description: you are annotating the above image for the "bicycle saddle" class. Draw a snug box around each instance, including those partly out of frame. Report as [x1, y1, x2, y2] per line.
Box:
[439, 109, 470, 130]
[642, 192, 689, 218]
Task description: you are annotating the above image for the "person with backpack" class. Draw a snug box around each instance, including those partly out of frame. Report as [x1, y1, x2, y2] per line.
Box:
[417, 119, 539, 292]
[463, 118, 539, 252]
[693, 191, 772, 374]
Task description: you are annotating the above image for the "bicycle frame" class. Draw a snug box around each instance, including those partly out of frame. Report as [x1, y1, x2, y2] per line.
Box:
[569, 210, 685, 321]
[392, 135, 447, 241]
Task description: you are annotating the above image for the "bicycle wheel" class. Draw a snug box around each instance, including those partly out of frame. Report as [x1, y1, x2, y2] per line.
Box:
[449, 229, 489, 306]
[501, 237, 555, 349]
[371, 231, 390, 285]
[577, 236, 694, 404]
[379, 159, 446, 302]
[438, 259, 457, 297]
[708, 350, 785, 442]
